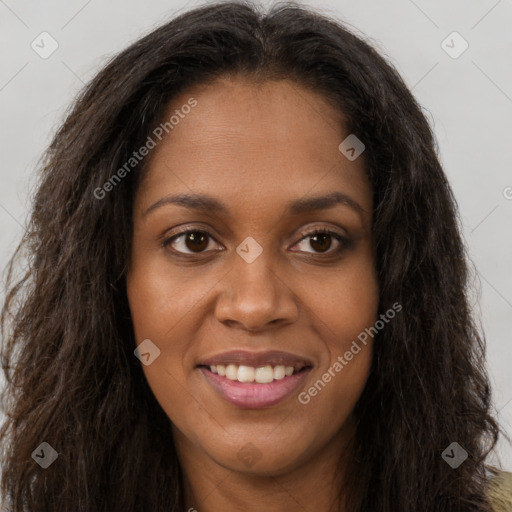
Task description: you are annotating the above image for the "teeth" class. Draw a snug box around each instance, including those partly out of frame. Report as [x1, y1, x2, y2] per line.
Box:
[209, 364, 297, 383]
[255, 365, 274, 383]
[273, 365, 285, 380]
[225, 364, 238, 380]
[237, 365, 255, 382]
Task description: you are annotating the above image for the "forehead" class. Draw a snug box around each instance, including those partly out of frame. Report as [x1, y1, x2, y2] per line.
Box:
[135, 76, 371, 216]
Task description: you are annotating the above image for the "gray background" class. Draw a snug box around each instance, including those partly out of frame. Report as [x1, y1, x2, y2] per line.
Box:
[1, 0, 511, 470]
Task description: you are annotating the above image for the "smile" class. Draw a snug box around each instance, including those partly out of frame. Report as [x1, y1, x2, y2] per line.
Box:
[198, 364, 311, 409]
[210, 363, 300, 382]
[197, 350, 313, 408]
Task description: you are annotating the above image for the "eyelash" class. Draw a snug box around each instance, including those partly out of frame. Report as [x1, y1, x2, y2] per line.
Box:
[161, 226, 350, 258]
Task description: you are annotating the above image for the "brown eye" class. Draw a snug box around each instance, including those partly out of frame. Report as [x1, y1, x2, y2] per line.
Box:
[163, 230, 218, 254]
[308, 232, 332, 253]
[293, 229, 347, 255]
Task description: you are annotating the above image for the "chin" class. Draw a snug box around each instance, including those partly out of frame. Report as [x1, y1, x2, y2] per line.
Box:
[200, 429, 324, 477]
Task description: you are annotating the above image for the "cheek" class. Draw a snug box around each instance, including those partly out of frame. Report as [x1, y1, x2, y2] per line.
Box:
[294, 253, 378, 416]
[126, 281, 195, 440]
[305, 249, 379, 353]
[298, 272, 377, 410]
[126, 252, 218, 343]
[126, 257, 220, 422]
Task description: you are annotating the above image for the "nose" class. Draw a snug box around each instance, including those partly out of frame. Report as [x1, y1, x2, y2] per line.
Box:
[214, 248, 299, 332]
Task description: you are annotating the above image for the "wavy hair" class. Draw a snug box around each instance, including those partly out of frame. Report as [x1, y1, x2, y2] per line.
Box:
[0, 1, 502, 510]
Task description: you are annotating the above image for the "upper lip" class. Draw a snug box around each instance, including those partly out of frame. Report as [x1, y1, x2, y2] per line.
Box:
[198, 350, 313, 371]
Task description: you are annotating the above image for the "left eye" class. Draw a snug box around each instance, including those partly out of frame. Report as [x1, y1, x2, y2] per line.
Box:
[292, 229, 345, 254]
[162, 229, 347, 256]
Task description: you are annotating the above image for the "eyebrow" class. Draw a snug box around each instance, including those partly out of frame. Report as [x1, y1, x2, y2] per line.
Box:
[142, 191, 366, 219]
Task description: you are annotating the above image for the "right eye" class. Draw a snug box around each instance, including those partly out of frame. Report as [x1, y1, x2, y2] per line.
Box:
[162, 230, 222, 255]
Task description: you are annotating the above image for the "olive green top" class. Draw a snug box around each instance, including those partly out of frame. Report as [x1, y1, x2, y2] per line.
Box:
[488, 470, 512, 511]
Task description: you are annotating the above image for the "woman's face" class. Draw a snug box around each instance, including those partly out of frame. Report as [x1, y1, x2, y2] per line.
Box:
[127, 76, 378, 477]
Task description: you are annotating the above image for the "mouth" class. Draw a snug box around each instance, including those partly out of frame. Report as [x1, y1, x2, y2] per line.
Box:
[197, 350, 313, 409]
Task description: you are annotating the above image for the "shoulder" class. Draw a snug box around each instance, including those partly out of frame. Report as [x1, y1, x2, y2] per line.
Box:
[487, 470, 512, 512]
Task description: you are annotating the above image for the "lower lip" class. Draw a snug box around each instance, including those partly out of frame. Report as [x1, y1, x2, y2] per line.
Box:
[199, 367, 311, 409]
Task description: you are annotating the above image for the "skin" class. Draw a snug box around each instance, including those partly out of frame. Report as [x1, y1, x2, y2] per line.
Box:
[126, 76, 379, 512]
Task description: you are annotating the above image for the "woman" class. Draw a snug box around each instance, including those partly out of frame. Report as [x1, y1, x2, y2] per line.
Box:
[1, 1, 510, 510]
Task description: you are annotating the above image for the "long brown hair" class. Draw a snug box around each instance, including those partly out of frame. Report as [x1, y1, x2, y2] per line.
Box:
[1, 1, 502, 510]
